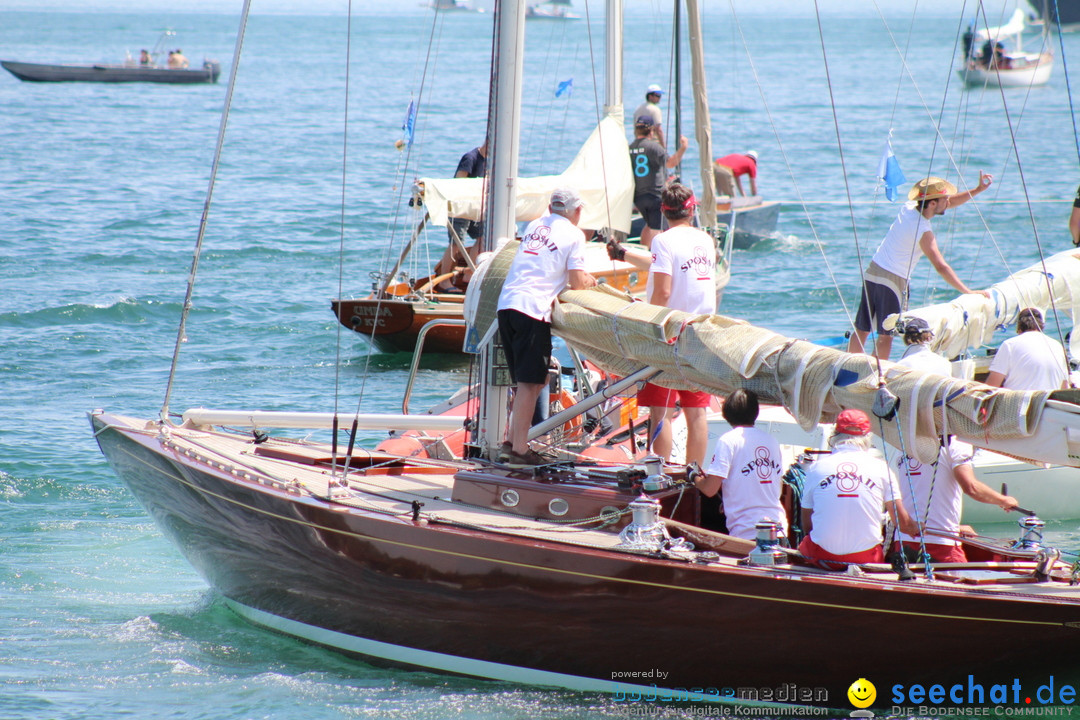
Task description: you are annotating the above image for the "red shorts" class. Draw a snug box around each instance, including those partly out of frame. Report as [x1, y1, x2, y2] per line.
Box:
[902, 541, 967, 564]
[798, 536, 883, 570]
[637, 381, 712, 409]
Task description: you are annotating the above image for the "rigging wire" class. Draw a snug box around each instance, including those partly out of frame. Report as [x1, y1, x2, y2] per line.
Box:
[725, 1, 853, 325]
[811, 0, 889, 381]
[349, 6, 456, 436]
[332, 0, 357, 476]
[581, 0, 616, 238]
[160, 0, 252, 421]
[973, 0, 1071, 365]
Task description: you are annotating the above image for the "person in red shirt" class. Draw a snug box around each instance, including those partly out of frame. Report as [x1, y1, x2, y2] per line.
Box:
[713, 151, 758, 197]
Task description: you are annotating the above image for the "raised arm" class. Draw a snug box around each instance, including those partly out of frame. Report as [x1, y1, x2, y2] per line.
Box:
[949, 171, 992, 208]
[665, 136, 688, 169]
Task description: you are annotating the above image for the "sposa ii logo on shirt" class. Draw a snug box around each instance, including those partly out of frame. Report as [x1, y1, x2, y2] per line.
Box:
[522, 225, 558, 255]
[679, 246, 714, 278]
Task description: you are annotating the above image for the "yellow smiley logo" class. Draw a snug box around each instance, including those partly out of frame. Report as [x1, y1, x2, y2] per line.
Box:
[847, 678, 876, 709]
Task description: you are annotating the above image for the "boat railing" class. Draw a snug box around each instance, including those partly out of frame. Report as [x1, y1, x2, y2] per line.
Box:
[403, 319, 469, 414]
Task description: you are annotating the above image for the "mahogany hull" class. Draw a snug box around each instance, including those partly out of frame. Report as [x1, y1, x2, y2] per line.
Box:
[91, 412, 1080, 707]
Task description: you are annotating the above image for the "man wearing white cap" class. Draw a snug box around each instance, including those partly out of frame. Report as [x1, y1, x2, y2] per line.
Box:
[848, 173, 994, 361]
[497, 188, 597, 466]
[633, 84, 665, 148]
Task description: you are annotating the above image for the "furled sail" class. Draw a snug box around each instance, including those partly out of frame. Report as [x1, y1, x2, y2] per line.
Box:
[552, 283, 1080, 467]
[884, 248, 1080, 360]
[420, 112, 633, 234]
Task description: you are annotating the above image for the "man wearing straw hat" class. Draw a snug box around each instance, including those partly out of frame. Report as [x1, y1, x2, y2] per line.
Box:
[848, 173, 993, 361]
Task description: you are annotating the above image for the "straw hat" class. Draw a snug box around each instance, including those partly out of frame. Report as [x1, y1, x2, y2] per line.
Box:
[908, 177, 957, 202]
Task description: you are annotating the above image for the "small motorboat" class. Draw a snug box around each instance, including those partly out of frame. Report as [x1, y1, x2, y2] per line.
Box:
[1, 59, 221, 84]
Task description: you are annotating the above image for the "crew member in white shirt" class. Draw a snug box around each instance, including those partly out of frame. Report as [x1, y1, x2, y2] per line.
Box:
[799, 409, 918, 570]
[893, 316, 953, 376]
[895, 437, 1017, 563]
[695, 389, 788, 542]
[985, 308, 1069, 392]
[496, 188, 597, 466]
[848, 174, 993, 361]
[605, 182, 717, 466]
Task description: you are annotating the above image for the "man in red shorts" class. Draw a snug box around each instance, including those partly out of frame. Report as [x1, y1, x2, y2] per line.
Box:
[609, 182, 716, 466]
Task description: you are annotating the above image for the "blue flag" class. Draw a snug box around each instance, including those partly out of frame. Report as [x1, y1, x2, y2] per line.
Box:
[877, 134, 906, 201]
[402, 100, 417, 147]
[555, 78, 573, 98]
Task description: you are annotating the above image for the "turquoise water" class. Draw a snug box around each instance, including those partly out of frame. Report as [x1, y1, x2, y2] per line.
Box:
[2, 4, 1080, 719]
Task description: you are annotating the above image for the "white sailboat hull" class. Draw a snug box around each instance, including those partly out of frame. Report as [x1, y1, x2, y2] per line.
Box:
[958, 53, 1053, 87]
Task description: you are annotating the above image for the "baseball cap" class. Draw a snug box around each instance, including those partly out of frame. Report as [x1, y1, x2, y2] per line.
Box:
[746, 150, 759, 161]
[834, 409, 872, 437]
[550, 187, 583, 213]
[634, 115, 655, 128]
[646, 83, 664, 95]
[903, 316, 932, 335]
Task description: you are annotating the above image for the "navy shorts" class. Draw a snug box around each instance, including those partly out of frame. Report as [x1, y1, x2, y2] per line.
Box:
[497, 309, 551, 385]
[635, 193, 663, 231]
[854, 280, 902, 334]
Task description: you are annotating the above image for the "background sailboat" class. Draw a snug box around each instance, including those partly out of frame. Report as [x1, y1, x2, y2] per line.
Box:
[959, 5, 1054, 87]
[526, 0, 580, 19]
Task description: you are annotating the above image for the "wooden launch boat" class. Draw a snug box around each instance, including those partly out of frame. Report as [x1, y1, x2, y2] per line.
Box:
[332, 243, 647, 354]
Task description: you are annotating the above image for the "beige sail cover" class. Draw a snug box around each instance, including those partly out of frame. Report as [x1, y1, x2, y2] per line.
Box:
[551, 284, 1080, 467]
[885, 249, 1080, 360]
[420, 113, 633, 234]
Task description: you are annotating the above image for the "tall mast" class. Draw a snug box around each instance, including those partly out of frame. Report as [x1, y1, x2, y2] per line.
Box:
[476, 0, 526, 456]
[685, 0, 715, 229]
[605, 0, 623, 119]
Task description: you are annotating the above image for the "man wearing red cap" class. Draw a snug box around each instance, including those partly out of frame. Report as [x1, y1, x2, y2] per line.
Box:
[798, 409, 918, 569]
[848, 173, 993, 361]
